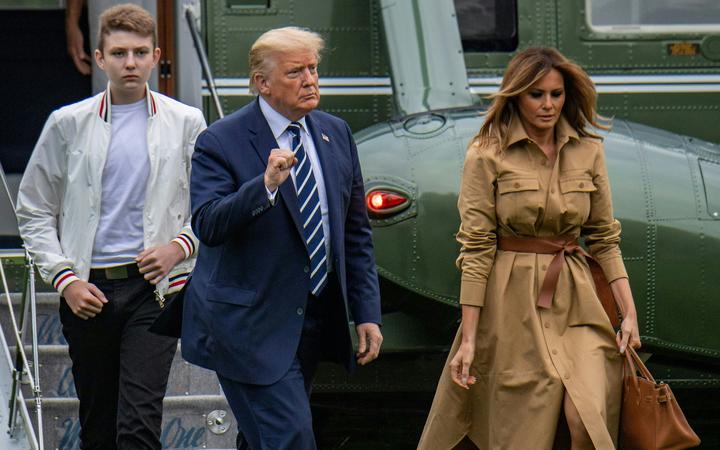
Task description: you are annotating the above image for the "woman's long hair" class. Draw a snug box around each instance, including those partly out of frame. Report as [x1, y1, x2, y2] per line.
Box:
[476, 47, 609, 149]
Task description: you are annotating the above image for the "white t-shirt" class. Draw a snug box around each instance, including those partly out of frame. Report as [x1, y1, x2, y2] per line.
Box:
[91, 99, 150, 267]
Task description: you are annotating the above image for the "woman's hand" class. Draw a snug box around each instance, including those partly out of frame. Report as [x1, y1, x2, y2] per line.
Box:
[450, 341, 477, 389]
[616, 314, 641, 354]
[609, 277, 641, 354]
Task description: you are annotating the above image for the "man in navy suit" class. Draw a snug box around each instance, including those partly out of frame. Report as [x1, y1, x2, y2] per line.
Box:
[181, 27, 383, 449]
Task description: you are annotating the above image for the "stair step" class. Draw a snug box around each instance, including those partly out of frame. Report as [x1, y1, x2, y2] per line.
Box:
[29, 395, 237, 450]
[13, 344, 221, 398]
[1, 292, 65, 345]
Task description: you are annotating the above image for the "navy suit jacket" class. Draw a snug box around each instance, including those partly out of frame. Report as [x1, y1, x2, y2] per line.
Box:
[181, 99, 381, 385]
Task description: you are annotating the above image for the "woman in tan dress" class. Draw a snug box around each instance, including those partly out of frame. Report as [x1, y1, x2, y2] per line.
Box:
[418, 48, 642, 450]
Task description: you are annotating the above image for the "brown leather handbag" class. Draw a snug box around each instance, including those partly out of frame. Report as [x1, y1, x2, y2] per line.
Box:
[619, 345, 701, 449]
[585, 246, 701, 449]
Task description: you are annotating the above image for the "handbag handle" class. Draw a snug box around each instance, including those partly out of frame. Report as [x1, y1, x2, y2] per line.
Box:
[623, 344, 657, 397]
[601, 279, 654, 389]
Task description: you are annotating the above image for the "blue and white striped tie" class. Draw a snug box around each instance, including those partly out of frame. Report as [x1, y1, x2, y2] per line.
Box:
[288, 122, 328, 296]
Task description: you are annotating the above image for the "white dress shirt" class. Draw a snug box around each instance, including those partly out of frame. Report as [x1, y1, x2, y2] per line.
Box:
[259, 97, 332, 268]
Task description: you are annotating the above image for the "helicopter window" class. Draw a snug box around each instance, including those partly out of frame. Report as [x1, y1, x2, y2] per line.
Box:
[587, 0, 720, 33]
[699, 159, 720, 219]
[454, 0, 518, 52]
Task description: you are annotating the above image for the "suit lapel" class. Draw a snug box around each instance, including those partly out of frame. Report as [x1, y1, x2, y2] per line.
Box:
[306, 113, 342, 257]
[248, 100, 305, 241]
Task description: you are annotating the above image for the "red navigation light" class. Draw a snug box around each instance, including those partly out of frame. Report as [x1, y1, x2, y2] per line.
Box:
[366, 190, 409, 216]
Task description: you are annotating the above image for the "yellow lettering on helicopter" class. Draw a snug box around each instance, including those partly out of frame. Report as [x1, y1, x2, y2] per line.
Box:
[667, 42, 699, 56]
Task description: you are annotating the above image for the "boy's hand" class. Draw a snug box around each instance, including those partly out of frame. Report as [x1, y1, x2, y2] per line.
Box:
[137, 243, 185, 284]
[63, 280, 107, 319]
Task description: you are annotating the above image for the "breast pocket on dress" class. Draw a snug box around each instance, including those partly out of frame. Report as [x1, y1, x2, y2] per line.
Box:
[496, 175, 541, 225]
[559, 174, 596, 223]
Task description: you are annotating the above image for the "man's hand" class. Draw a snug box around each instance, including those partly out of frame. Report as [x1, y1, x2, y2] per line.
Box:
[137, 243, 185, 285]
[63, 280, 107, 320]
[264, 149, 297, 192]
[66, 21, 91, 75]
[355, 322, 383, 365]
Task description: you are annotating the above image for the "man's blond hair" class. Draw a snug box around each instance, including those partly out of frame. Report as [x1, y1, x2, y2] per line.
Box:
[249, 27, 325, 94]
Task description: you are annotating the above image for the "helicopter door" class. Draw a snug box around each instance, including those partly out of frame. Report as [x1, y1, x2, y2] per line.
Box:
[157, 0, 175, 97]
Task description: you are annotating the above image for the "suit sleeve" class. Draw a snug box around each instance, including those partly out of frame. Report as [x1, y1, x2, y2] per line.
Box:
[190, 129, 271, 246]
[342, 122, 382, 325]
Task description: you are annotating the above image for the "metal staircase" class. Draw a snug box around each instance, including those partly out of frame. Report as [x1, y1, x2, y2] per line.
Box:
[0, 164, 238, 449]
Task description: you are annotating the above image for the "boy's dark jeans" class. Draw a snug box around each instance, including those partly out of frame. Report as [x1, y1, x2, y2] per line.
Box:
[60, 271, 177, 450]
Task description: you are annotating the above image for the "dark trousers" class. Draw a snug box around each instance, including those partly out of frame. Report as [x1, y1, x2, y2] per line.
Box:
[222, 275, 347, 450]
[59, 273, 177, 450]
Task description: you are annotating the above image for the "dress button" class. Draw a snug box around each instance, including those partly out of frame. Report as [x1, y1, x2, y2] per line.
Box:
[296, 307, 304, 315]
[552, 349, 558, 355]
[550, 188, 555, 194]
[544, 322, 550, 329]
[514, 182, 520, 188]
[303, 266, 310, 273]
[541, 264, 547, 271]
[579, 182, 585, 188]
[564, 373, 571, 379]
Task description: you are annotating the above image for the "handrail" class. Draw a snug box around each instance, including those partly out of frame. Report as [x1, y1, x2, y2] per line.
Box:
[185, 6, 224, 119]
[0, 161, 43, 450]
[0, 161, 16, 211]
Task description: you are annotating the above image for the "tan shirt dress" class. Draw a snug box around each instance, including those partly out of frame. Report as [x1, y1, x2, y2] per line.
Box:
[418, 117, 627, 450]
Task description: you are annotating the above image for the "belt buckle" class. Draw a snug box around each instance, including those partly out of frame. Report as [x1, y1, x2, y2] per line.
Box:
[105, 265, 129, 280]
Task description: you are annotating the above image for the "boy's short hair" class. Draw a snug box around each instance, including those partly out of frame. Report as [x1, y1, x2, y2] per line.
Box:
[97, 3, 157, 52]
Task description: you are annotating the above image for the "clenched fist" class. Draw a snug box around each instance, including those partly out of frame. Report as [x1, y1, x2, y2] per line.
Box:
[63, 280, 108, 320]
[264, 149, 297, 192]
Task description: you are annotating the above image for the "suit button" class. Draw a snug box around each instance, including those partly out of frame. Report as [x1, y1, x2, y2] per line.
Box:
[304, 266, 310, 273]
[296, 307, 304, 315]
[579, 182, 585, 188]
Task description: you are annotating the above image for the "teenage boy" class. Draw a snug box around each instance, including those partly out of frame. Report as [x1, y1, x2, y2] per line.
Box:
[16, 4, 205, 449]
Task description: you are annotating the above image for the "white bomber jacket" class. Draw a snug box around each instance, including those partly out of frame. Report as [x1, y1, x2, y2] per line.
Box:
[16, 86, 206, 296]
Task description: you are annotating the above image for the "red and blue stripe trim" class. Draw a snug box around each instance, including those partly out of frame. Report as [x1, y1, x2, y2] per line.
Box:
[52, 268, 80, 294]
[167, 272, 189, 294]
[172, 232, 195, 258]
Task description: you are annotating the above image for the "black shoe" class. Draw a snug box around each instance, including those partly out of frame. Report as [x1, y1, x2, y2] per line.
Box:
[236, 430, 250, 450]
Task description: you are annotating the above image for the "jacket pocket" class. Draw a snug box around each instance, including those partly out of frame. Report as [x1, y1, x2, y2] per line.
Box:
[559, 175, 595, 222]
[496, 176, 541, 227]
[559, 176, 596, 194]
[206, 285, 257, 307]
[497, 177, 540, 194]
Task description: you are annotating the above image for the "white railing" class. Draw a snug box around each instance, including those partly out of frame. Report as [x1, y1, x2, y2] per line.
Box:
[0, 162, 43, 450]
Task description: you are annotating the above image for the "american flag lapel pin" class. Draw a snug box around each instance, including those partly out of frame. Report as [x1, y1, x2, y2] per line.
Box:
[321, 133, 330, 143]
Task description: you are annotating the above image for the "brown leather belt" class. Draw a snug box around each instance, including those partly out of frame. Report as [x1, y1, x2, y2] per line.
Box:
[497, 235, 620, 328]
